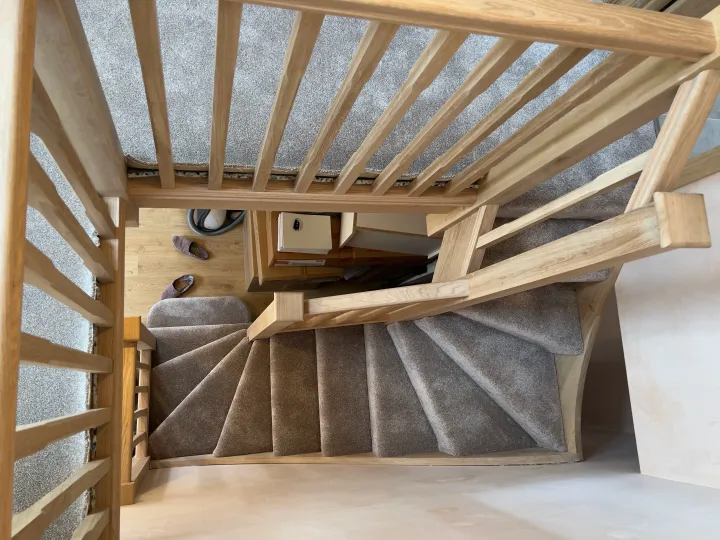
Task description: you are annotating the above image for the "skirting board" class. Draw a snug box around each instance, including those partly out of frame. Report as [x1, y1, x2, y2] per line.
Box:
[150, 449, 579, 469]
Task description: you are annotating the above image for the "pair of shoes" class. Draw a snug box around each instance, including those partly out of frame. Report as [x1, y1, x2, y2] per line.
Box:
[160, 236, 210, 300]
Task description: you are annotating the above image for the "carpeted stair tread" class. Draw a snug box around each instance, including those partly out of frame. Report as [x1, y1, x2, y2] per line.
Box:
[149, 338, 252, 459]
[414, 313, 565, 451]
[364, 323, 437, 457]
[316, 326, 372, 457]
[150, 329, 248, 432]
[214, 339, 273, 457]
[151, 323, 249, 366]
[388, 321, 535, 456]
[453, 284, 583, 355]
[270, 331, 321, 456]
[147, 296, 252, 328]
[482, 219, 609, 282]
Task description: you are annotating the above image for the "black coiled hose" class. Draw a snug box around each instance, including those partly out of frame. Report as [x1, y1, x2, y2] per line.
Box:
[187, 209, 246, 236]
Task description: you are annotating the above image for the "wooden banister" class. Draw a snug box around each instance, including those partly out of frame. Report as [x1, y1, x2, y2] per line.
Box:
[34, 0, 127, 199]
[129, 0, 174, 189]
[295, 21, 399, 193]
[124, 316, 157, 351]
[23, 241, 114, 327]
[426, 51, 644, 237]
[371, 38, 530, 196]
[209, 0, 243, 190]
[71, 510, 109, 540]
[30, 75, 117, 239]
[333, 30, 468, 194]
[402, 193, 711, 323]
[0, 3, 36, 535]
[12, 459, 110, 540]
[248, 292, 305, 340]
[26, 155, 114, 282]
[20, 333, 113, 373]
[253, 11, 324, 192]
[15, 409, 111, 461]
[411, 45, 593, 197]
[238, 0, 716, 60]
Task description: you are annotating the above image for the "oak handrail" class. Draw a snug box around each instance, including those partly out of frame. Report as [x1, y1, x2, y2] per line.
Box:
[237, 0, 716, 60]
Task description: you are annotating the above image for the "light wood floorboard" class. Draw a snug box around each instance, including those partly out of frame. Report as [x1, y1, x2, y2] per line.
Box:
[124, 208, 272, 319]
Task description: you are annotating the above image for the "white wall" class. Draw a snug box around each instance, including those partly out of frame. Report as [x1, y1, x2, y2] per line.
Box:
[615, 172, 720, 489]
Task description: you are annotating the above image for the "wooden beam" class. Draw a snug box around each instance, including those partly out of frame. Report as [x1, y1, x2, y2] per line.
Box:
[15, 409, 111, 461]
[121, 346, 135, 484]
[133, 409, 149, 421]
[333, 30, 469, 194]
[433, 205, 498, 281]
[425, 52, 644, 236]
[30, 74, 116, 239]
[135, 386, 149, 393]
[413, 45, 591, 197]
[12, 459, 110, 540]
[34, 0, 127, 198]
[460, 196, 707, 312]
[129, 175, 476, 213]
[124, 316, 157, 350]
[135, 361, 149, 371]
[94, 198, 125, 540]
[254, 11, 324, 191]
[70, 510, 108, 540]
[209, 0, 243, 190]
[132, 432, 148, 449]
[71, 511, 108, 540]
[295, 22, 399, 193]
[475, 151, 648, 250]
[129, 0, 174, 189]
[151, 448, 577, 467]
[0, 3, 36, 535]
[372, 39, 530, 196]
[120, 456, 151, 506]
[654, 192, 711, 248]
[135, 350, 151, 459]
[473, 54, 717, 208]
[627, 69, 720, 209]
[247, 292, 305, 340]
[673, 145, 720, 189]
[23, 241, 114, 327]
[306, 280, 469, 316]
[26, 155, 114, 282]
[238, 0, 716, 60]
[20, 333, 112, 373]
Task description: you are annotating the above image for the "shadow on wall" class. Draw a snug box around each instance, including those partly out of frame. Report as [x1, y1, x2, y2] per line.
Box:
[581, 290, 634, 435]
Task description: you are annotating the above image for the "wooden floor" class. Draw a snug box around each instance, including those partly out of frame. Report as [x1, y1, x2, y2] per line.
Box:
[124, 208, 272, 319]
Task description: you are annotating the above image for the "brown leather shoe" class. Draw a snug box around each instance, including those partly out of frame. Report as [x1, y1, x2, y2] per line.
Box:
[161, 275, 195, 300]
[172, 236, 209, 260]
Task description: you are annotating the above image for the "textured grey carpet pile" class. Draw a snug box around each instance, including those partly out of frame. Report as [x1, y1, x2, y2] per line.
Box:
[149, 291, 575, 459]
[77, 0, 654, 207]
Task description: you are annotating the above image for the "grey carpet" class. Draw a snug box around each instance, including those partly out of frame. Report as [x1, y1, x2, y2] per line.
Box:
[414, 314, 565, 451]
[483, 219, 610, 282]
[214, 339, 273, 457]
[149, 338, 251, 459]
[269, 332, 321, 456]
[79, 0, 653, 209]
[316, 326, 372, 456]
[454, 284, 583, 355]
[150, 329, 247, 431]
[151, 323, 249, 365]
[364, 324, 437, 457]
[388, 321, 535, 456]
[147, 296, 252, 328]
